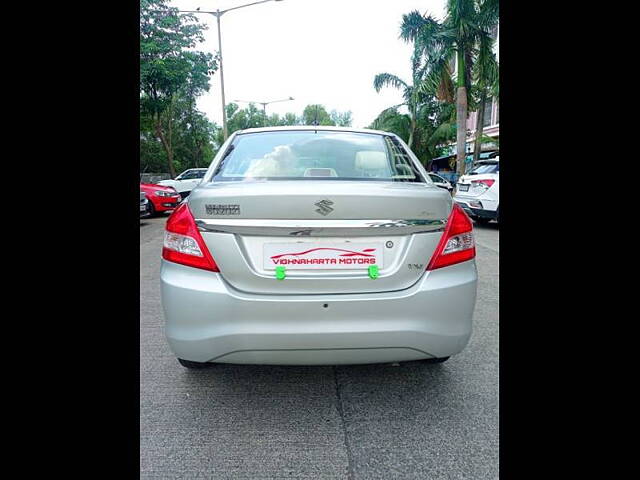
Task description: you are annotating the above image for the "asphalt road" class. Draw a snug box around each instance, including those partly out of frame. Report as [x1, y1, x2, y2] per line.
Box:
[140, 214, 499, 479]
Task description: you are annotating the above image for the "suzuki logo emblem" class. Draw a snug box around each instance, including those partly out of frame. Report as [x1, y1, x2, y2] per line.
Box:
[314, 199, 334, 216]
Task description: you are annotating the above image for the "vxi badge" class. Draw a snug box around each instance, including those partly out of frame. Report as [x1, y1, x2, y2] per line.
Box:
[314, 199, 334, 216]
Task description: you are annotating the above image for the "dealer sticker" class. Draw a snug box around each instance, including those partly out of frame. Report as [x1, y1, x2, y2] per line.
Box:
[263, 243, 383, 270]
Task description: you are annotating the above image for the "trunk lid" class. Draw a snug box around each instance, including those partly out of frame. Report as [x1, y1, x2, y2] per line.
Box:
[455, 173, 498, 197]
[188, 181, 452, 294]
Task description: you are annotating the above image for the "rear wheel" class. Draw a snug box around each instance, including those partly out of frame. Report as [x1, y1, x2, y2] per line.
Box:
[178, 358, 212, 369]
[422, 356, 450, 364]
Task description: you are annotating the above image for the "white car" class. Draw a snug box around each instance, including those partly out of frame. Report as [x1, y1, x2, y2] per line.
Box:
[453, 158, 499, 225]
[428, 173, 453, 193]
[157, 168, 208, 198]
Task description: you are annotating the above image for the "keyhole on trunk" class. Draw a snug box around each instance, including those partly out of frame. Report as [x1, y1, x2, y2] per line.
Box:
[323, 304, 329, 308]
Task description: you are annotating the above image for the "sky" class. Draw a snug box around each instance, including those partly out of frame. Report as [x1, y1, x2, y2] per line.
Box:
[169, 0, 446, 128]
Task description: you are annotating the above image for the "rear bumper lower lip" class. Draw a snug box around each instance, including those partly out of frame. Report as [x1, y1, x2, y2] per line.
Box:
[160, 259, 477, 365]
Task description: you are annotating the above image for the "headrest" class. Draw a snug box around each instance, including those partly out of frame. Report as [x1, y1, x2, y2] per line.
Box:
[355, 151, 388, 170]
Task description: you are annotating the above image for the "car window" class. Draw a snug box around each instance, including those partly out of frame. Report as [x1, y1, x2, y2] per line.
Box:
[469, 163, 499, 174]
[213, 131, 424, 183]
[429, 174, 444, 183]
[180, 170, 201, 180]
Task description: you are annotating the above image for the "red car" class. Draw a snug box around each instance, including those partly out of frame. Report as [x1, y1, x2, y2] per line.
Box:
[140, 183, 182, 216]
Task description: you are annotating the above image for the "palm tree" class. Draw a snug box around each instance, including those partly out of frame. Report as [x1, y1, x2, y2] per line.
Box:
[400, 0, 499, 175]
[373, 45, 427, 148]
[370, 107, 412, 142]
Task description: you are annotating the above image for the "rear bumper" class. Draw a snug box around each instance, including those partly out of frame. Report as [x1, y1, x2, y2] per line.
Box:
[160, 259, 477, 365]
[454, 197, 498, 219]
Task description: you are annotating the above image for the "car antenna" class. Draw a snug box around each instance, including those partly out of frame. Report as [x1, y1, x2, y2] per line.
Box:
[314, 104, 318, 132]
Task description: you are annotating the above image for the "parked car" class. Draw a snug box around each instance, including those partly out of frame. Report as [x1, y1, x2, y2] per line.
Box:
[434, 170, 460, 187]
[140, 191, 149, 218]
[453, 158, 499, 225]
[156, 168, 208, 199]
[428, 173, 453, 193]
[160, 126, 477, 368]
[140, 183, 181, 217]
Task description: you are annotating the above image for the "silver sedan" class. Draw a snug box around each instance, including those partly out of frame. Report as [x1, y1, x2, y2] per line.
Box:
[160, 126, 477, 367]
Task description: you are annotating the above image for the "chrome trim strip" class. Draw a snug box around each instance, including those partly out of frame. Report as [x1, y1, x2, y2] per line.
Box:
[195, 218, 446, 236]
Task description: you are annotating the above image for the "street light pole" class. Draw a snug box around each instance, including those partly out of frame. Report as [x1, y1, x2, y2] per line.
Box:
[215, 10, 227, 140]
[234, 97, 295, 126]
[178, 0, 284, 141]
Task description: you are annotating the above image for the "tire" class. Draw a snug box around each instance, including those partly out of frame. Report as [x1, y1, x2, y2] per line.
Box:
[474, 217, 491, 226]
[147, 200, 156, 217]
[422, 356, 450, 364]
[178, 358, 212, 369]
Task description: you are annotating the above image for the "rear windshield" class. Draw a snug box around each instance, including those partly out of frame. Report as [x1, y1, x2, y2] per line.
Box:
[212, 131, 424, 182]
[469, 163, 499, 174]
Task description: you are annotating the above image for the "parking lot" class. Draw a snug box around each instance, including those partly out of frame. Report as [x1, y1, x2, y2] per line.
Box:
[140, 215, 499, 479]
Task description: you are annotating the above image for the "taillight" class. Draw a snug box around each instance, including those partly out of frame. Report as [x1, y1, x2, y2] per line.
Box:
[426, 204, 475, 270]
[471, 179, 495, 189]
[162, 203, 219, 272]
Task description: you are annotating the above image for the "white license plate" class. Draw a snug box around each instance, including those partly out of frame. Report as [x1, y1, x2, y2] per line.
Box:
[458, 184, 469, 191]
[263, 243, 383, 270]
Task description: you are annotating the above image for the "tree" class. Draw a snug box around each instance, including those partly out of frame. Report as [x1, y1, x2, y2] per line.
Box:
[370, 107, 411, 142]
[140, 0, 217, 177]
[400, 0, 499, 175]
[373, 43, 434, 148]
[302, 105, 334, 126]
[140, 94, 222, 174]
[370, 99, 454, 167]
[330, 110, 353, 127]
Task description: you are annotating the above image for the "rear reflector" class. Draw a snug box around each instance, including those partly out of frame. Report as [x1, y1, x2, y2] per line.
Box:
[162, 203, 219, 272]
[426, 204, 475, 270]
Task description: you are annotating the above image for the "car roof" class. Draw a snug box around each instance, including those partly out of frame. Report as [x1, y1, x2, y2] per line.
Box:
[235, 125, 393, 136]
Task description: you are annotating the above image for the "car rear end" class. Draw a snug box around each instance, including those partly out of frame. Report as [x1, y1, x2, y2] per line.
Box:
[140, 191, 149, 217]
[160, 128, 477, 365]
[454, 161, 499, 221]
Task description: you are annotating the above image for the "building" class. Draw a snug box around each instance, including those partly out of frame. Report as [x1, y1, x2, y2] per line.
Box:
[466, 23, 499, 152]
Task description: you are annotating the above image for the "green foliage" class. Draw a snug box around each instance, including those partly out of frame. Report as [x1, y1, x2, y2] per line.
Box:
[139, 0, 218, 176]
[140, 0, 216, 115]
[215, 103, 303, 146]
[302, 105, 334, 126]
[330, 110, 353, 127]
[369, 100, 453, 166]
[376, 1, 499, 172]
[140, 93, 223, 174]
[369, 107, 411, 142]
